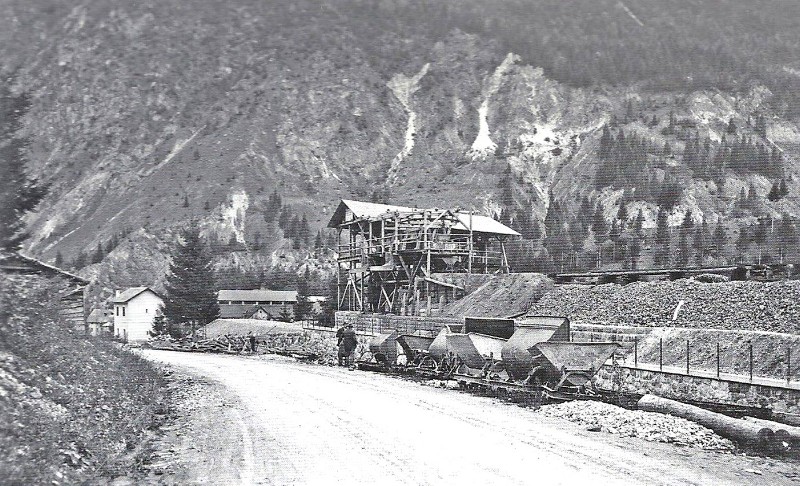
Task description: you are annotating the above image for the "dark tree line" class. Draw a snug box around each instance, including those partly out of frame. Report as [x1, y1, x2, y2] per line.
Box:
[0, 85, 46, 251]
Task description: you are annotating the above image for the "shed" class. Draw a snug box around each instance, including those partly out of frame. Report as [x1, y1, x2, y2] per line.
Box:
[0, 252, 88, 331]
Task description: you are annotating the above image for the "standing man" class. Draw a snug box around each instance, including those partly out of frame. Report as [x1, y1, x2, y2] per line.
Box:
[248, 331, 257, 353]
[336, 324, 345, 346]
[338, 324, 358, 366]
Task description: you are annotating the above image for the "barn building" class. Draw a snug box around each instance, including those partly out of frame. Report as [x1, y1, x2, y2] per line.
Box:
[112, 287, 164, 342]
[217, 289, 298, 320]
[0, 252, 88, 330]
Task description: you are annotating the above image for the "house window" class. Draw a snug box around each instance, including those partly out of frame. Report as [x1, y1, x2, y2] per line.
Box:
[116, 307, 119, 316]
[122, 307, 126, 317]
[145, 308, 148, 314]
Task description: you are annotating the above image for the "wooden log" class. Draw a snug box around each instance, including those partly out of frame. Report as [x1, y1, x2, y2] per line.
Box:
[743, 416, 800, 445]
[637, 394, 777, 451]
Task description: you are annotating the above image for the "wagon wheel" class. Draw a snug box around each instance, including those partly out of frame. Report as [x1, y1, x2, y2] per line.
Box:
[418, 355, 438, 371]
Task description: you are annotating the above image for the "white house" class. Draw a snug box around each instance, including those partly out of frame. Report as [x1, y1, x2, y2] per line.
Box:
[113, 287, 164, 342]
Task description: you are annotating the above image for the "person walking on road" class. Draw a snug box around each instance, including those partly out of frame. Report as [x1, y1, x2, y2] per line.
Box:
[338, 324, 357, 366]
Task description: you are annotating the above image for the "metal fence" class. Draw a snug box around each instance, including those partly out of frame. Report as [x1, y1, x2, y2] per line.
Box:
[626, 337, 799, 385]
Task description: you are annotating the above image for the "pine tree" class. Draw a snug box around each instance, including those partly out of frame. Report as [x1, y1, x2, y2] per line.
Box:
[693, 226, 706, 264]
[616, 201, 629, 226]
[591, 205, 607, 242]
[681, 209, 694, 231]
[91, 242, 105, 264]
[299, 214, 311, 246]
[314, 230, 324, 249]
[54, 251, 63, 267]
[726, 117, 737, 135]
[162, 222, 219, 330]
[779, 179, 789, 197]
[712, 222, 727, 257]
[0, 87, 47, 250]
[768, 181, 781, 201]
[654, 208, 670, 266]
[755, 114, 768, 139]
[676, 233, 689, 266]
[74, 251, 87, 269]
[182, 194, 189, 207]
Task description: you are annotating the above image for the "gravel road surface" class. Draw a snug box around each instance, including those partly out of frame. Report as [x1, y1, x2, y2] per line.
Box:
[139, 350, 799, 485]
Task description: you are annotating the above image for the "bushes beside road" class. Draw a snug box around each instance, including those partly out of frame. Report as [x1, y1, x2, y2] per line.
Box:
[0, 275, 167, 485]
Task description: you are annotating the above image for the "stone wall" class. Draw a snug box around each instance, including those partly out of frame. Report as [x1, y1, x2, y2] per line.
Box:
[594, 365, 800, 414]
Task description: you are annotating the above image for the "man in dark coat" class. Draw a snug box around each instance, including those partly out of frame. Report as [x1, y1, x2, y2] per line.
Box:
[337, 324, 357, 366]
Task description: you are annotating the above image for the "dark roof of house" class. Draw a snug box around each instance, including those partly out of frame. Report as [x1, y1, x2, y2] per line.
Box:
[326, 199, 520, 236]
[0, 252, 88, 285]
[112, 287, 162, 304]
[219, 304, 283, 319]
[217, 289, 298, 302]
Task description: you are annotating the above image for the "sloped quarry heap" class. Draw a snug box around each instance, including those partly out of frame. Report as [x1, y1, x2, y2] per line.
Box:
[441, 273, 553, 319]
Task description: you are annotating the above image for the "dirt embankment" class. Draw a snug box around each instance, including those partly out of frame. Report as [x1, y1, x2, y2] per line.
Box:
[441, 273, 553, 318]
[529, 279, 800, 333]
[0, 275, 167, 485]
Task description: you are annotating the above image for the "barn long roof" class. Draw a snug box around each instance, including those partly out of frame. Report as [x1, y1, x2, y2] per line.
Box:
[326, 199, 520, 236]
[217, 289, 298, 302]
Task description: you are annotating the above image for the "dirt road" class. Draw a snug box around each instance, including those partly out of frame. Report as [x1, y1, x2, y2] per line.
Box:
[139, 350, 798, 485]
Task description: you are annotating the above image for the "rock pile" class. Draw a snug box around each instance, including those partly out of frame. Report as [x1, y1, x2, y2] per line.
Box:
[442, 273, 553, 318]
[529, 280, 800, 333]
[536, 400, 735, 451]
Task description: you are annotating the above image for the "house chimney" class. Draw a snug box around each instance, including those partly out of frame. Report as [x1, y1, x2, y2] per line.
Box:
[115, 289, 121, 297]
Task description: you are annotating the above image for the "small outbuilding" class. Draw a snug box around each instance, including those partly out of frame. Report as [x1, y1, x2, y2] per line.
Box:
[87, 308, 113, 336]
[0, 252, 88, 331]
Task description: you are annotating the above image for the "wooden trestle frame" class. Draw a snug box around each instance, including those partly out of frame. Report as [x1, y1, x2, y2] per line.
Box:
[332, 205, 515, 316]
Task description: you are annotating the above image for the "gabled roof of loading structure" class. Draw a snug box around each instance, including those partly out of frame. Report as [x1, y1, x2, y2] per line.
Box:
[327, 199, 520, 236]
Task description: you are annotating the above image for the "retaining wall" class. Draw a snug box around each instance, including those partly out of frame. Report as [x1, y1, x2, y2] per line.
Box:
[594, 365, 800, 414]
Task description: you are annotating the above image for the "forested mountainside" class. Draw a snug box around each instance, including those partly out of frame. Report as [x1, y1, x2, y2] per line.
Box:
[2, 0, 800, 301]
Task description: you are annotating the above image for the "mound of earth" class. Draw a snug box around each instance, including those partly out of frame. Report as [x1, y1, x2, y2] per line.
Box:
[441, 273, 553, 319]
[528, 280, 800, 333]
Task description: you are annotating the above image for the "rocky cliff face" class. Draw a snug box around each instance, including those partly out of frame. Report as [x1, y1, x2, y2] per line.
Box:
[2, 0, 799, 295]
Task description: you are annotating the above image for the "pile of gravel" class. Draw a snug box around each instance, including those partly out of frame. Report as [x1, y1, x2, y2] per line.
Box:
[528, 280, 800, 333]
[536, 400, 735, 452]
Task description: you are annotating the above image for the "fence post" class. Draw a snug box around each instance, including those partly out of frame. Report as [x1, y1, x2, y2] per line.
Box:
[634, 337, 638, 367]
[686, 340, 690, 375]
[716, 342, 720, 378]
[749, 342, 753, 383]
[659, 338, 663, 371]
[788, 346, 791, 384]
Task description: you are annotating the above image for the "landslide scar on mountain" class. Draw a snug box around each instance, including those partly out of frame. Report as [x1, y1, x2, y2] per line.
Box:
[386, 62, 429, 185]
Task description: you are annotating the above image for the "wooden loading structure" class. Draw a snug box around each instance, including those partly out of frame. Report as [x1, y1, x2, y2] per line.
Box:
[328, 200, 520, 315]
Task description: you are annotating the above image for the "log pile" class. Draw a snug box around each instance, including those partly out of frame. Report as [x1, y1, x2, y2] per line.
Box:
[536, 400, 735, 451]
[529, 279, 800, 333]
[147, 331, 373, 366]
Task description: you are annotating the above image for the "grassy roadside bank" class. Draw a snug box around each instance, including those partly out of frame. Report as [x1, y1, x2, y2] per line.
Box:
[0, 274, 169, 485]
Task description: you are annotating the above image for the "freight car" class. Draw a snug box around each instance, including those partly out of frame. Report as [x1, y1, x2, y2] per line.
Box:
[359, 316, 621, 401]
